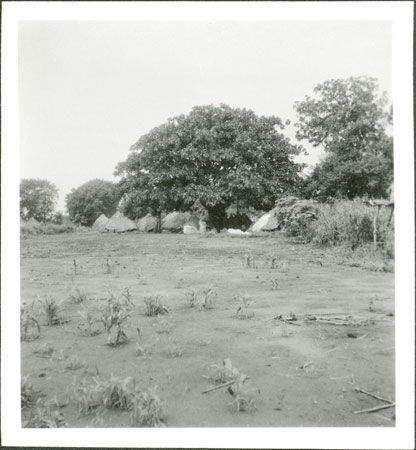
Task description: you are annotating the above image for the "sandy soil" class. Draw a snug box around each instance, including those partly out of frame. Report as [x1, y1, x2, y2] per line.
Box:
[20, 231, 395, 427]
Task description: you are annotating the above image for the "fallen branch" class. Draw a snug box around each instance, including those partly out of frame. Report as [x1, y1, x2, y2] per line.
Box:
[298, 361, 313, 370]
[202, 380, 235, 394]
[354, 402, 395, 414]
[354, 387, 393, 404]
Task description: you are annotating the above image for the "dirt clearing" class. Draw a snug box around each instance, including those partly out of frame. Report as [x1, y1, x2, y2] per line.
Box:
[20, 231, 394, 427]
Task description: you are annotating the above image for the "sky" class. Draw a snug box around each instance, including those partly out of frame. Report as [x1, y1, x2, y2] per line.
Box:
[19, 20, 392, 211]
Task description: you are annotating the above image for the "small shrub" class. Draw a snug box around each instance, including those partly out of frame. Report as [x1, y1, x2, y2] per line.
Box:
[78, 303, 102, 336]
[144, 294, 168, 316]
[21, 301, 41, 341]
[21, 375, 44, 409]
[70, 285, 87, 304]
[243, 254, 257, 269]
[98, 290, 134, 346]
[103, 258, 113, 274]
[201, 286, 217, 310]
[22, 400, 67, 428]
[235, 293, 254, 319]
[185, 288, 198, 308]
[38, 295, 64, 326]
[72, 375, 164, 427]
[207, 359, 256, 413]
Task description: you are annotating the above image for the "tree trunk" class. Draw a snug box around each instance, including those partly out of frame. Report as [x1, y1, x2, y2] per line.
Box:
[206, 204, 227, 232]
[153, 211, 162, 233]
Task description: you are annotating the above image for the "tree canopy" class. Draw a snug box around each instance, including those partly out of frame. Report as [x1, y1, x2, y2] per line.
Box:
[65, 179, 121, 226]
[115, 104, 303, 230]
[294, 77, 393, 200]
[20, 178, 59, 222]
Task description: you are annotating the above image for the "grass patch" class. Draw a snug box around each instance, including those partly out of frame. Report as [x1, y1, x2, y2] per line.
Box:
[72, 375, 164, 427]
[144, 294, 169, 316]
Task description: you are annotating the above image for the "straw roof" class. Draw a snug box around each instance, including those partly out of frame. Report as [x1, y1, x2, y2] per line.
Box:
[92, 214, 109, 231]
[104, 211, 137, 233]
[162, 211, 199, 232]
[137, 213, 158, 232]
[252, 211, 278, 232]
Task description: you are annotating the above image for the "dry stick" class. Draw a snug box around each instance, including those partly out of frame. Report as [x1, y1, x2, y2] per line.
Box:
[354, 402, 395, 414]
[202, 381, 235, 394]
[355, 387, 393, 404]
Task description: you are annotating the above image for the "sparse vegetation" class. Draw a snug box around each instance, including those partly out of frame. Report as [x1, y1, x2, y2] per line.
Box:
[235, 293, 254, 319]
[21, 301, 41, 341]
[201, 286, 217, 310]
[70, 284, 87, 304]
[72, 375, 164, 427]
[38, 295, 65, 326]
[144, 294, 169, 316]
[21, 375, 45, 409]
[78, 302, 102, 336]
[185, 288, 198, 308]
[98, 290, 134, 346]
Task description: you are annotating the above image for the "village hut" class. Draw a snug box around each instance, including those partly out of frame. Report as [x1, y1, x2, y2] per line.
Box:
[137, 213, 158, 232]
[104, 211, 137, 233]
[252, 211, 279, 232]
[162, 211, 199, 232]
[92, 214, 109, 231]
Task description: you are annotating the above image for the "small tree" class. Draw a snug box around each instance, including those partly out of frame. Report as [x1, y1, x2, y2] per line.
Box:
[65, 179, 121, 226]
[115, 104, 303, 230]
[294, 77, 393, 200]
[20, 179, 58, 222]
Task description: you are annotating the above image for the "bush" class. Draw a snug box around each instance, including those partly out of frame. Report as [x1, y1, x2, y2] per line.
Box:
[274, 197, 318, 237]
[20, 221, 77, 236]
[309, 199, 393, 251]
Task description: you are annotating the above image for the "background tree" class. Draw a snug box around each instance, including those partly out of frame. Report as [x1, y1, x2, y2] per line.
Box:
[65, 179, 121, 226]
[294, 77, 393, 200]
[20, 178, 58, 222]
[115, 104, 303, 230]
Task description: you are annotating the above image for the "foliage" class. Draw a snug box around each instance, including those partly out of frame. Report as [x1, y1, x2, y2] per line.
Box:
[65, 179, 121, 226]
[208, 359, 256, 412]
[21, 301, 41, 341]
[20, 221, 77, 236]
[22, 400, 67, 428]
[115, 104, 303, 230]
[21, 375, 44, 409]
[279, 200, 319, 237]
[38, 295, 64, 326]
[144, 294, 169, 316]
[235, 293, 254, 319]
[294, 77, 393, 200]
[72, 375, 164, 427]
[98, 289, 134, 346]
[77, 303, 102, 337]
[308, 199, 392, 251]
[201, 286, 217, 310]
[20, 178, 59, 222]
[274, 196, 318, 236]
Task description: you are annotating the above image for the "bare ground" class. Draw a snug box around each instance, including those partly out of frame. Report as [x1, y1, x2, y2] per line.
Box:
[20, 231, 395, 427]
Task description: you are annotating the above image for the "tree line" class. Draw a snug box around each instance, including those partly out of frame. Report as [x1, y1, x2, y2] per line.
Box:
[20, 77, 393, 228]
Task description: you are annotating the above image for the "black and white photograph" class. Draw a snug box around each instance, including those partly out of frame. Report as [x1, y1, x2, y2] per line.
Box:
[1, 1, 414, 448]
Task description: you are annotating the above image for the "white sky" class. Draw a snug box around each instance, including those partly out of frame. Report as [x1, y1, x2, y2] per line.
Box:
[19, 21, 392, 211]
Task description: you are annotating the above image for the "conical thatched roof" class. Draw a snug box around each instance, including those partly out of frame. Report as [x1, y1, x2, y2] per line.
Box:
[27, 217, 40, 225]
[104, 211, 137, 233]
[92, 214, 109, 231]
[252, 211, 278, 232]
[137, 213, 158, 232]
[162, 211, 199, 232]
